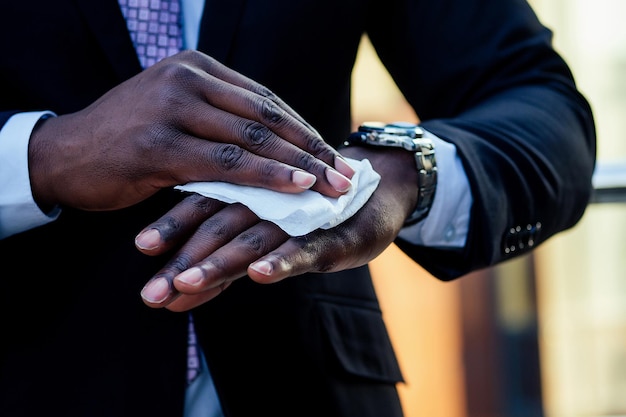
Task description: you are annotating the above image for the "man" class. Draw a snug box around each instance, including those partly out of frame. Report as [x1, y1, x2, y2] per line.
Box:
[0, 1, 595, 416]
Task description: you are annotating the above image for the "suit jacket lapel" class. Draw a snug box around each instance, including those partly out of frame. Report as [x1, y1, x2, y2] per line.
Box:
[74, 0, 143, 81]
[197, 0, 248, 63]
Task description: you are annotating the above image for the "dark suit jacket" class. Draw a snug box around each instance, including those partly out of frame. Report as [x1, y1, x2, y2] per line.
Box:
[0, 0, 595, 416]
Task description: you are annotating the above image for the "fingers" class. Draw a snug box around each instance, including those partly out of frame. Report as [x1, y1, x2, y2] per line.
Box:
[181, 107, 355, 197]
[31, 51, 354, 215]
[159, 52, 355, 196]
[165, 281, 232, 312]
[141, 220, 289, 310]
[139, 201, 260, 307]
[172, 220, 289, 292]
[246, 218, 385, 285]
[180, 51, 321, 138]
[246, 231, 349, 284]
[158, 131, 352, 196]
[136, 146, 412, 311]
[138, 196, 289, 311]
[135, 193, 226, 254]
[163, 220, 288, 312]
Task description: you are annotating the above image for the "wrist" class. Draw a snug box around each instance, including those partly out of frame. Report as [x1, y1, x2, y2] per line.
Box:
[342, 122, 437, 226]
[28, 114, 59, 212]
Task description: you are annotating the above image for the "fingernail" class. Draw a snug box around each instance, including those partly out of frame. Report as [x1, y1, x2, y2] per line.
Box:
[135, 228, 161, 250]
[292, 171, 317, 189]
[176, 267, 204, 286]
[141, 277, 171, 303]
[249, 260, 273, 276]
[326, 169, 352, 193]
[335, 156, 356, 178]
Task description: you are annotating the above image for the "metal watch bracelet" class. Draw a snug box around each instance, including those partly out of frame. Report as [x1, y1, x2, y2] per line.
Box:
[341, 122, 437, 226]
[404, 138, 437, 226]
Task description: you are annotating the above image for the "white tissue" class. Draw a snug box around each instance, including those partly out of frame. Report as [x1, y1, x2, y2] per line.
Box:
[174, 158, 381, 236]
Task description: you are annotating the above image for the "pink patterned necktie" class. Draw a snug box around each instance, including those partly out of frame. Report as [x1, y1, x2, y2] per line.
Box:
[186, 314, 201, 385]
[117, 0, 199, 386]
[118, 0, 183, 68]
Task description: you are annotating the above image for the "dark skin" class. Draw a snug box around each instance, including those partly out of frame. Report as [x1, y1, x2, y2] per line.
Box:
[136, 146, 419, 312]
[27, 51, 354, 214]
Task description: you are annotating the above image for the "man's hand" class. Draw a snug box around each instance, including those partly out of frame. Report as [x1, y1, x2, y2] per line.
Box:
[137, 146, 419, 312]
[28, 50, 354, 213]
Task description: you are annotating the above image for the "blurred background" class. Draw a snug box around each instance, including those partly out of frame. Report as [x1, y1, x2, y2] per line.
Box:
[351, 1, 626, 416]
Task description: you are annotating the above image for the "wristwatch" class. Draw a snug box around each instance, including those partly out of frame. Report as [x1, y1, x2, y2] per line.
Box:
[342, 121, 437, 226]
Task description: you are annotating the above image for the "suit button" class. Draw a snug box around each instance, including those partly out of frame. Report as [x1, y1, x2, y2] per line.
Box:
[502, 222, 541, 255]
[444, 225, 456, 242]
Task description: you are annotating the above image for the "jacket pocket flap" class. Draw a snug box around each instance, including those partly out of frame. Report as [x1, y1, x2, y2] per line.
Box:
[317, 300, 404, 383]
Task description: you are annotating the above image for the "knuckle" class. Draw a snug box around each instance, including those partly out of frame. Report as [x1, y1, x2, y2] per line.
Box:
[260, 97, 285, 124]
[154, 215, 183, 243]
[237, 230, 267, 253]
[332, 225, 358, 250]
[205, 256, 226, 274]
[316, 259, 337, 273]
[185, 194, 223, 217]
[259, 159, 282, 178]
[243, 122, 272, 148]
[291, 234, 340, 273]
[213, 144, 245, 171]
[197, 217, 230, 241]
[255, 85, 278, 101]
[173, 49, 193, 60]
[314, 246, 339, 272]
[305, 136, 330, 155]
[141, 65, 200, 126]
[295, 152, 319, 171]
[177, 49, 203, 63]
[157, 56, 195, 81]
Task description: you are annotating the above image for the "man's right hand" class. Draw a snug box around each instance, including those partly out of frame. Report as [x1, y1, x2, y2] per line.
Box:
[27, 50, 354, 213]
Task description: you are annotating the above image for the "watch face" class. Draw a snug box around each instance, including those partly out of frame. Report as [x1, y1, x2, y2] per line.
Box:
[358, 122, 423, 139]
[349, 122, 436, 227]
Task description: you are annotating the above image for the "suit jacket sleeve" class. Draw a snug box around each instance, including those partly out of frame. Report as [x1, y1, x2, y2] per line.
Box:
[365, 0, 596, 280]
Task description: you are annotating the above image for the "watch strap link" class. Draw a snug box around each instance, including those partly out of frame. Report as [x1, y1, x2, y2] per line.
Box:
[404, 139, 437, 226]
[342, 122, 438, 226]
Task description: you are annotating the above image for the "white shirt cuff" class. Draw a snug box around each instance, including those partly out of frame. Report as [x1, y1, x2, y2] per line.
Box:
[0, 111, 60, 239]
